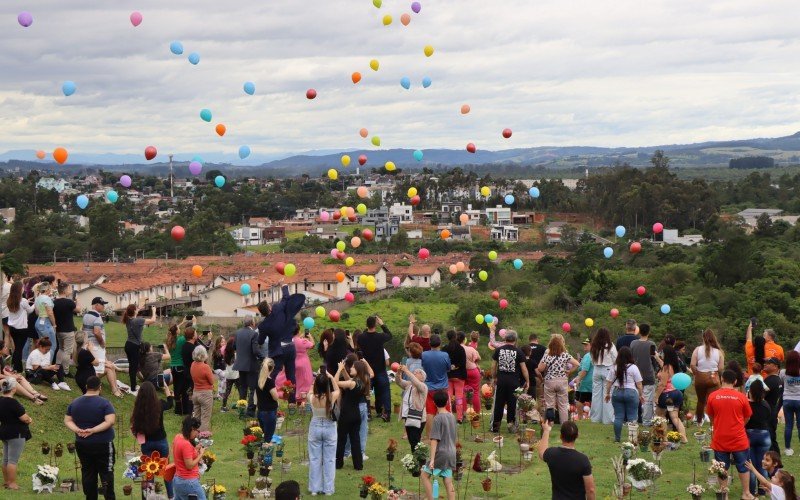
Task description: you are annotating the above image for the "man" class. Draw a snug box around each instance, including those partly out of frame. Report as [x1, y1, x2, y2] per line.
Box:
[407, 314, 431, 351]
[421, 334, 451, 436]
[53, 282, 78, 376]
[257, 284, 305, 403]
[491, 330, 529, 434]
[572, 338, 594, 407]
[706, 370, 753, 499]
[746, 319, 785, 375]
[538, 420, 596, 500]
[763, 357, 784, 454]
[615, 319, 638, 350]
[82, 298, 121, 395]
[233, 317, 261, 416]
[629, 323, 658, 426]
[356, 315, 393, 421]
[527, 334, 547, 399]
[274, 480, 300, 500]
[64, 376, 116, 500]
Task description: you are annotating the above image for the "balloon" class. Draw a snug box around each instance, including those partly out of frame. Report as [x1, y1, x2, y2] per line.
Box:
[441, 229, 451, 239]
[243, 82, 255, 95]
[357, 186, 369, 198]
[481, 384, 493, 398]
[200, 109, 212, 122]
[240, 284, 251, 296]
[53, 147, 68, 164]
[459, 213, 469, 225]
[418, 248, 430, 260]
[401, 13, 411, 25]
[358, 154, 367, 165]
[529, 187, 540, 198]
[188, 52, 200, 65]
[475, 314, 484, 325]
[120, 175, 132, 188]
[466, 143, 476, 153]
[383, 15, 392, 25]
[329, 248, 338, 259]
[391, 362, 400, 372]
[284, 263, 297, 277]
[342, 292, 354, 304]
[336, 241, 346, 252]
[144, 146, 157, 161]
[170, 41, 184, 55]
[456, 261, 465, 272]
[370, 59, 379, 71]
[371, 136, 381, 147]
[413, 150, 423, 161]
[660, 304, 671, 315]
[359, 128, 369, 138]
[17, 12, 33, 27]
[603, 247, 613, 259]
[275, 262, 286, 275]
[408, 187, 418, 198]
[362, 229, 374, 241]
[350, 72, 363, 85]
[328, 310, 341, 322]
[615, 225, 626, 238]
[356, 203, 367, 215]
[400, 77, 411, 90]
[192, 155, 204, 163]
[341, 155, 351, 167]
[422, 77, 431, 88]
[484, 314, 494, 325]
[366, 281, 376, 292]
[630, 242, 642, 254]
[410, 195, 420, 206]
[480, 186, 491, 197]
[215, 124, 226, 136]
[385, 161, 396, 171]
[491, 291, 500, 300]
[562, 322, 571, 333]
[319, 211, 330, 223]
[171, 226, 185, 242]
[214, 175, 225, 188]
[130, 12, 143, 27]
[392, 276, 401, 287]
[351, 237, 362, 248]
[35, 150, 45, 160]
[449, 264, 457, 274]
[335, 272, 345, 283]
[345, 257, 355, 267]
[424, 45, 434, 57]
[585, 318, 594, 327]
[504, 194, 515, 205]
[106, 190, 119, 203]
[610, 308, 619, 318]
[303, 317, 315, 330]
[478, 270, 488, 281]
[672, 373, 691, 391]
[189, 161, 202, 175]
[636, 286, 646, 296]
[488, 251, 498, 261]
[499, 299, 509, 309]
[513, 258, 523, 270]
[373, 0, 382, 7]
[62, 81, 76, 97]
[412, 1, 422, 13]
[239, 145, 251, 159]
[502, 128, 513, 139]
[192, 265, 203, 278]
[653, 222, 664, 234]
[461, 104, 471, 114]
[327, 169, 338, 180]
[76, 195, 89, 210]
[306, 89, 317, 99]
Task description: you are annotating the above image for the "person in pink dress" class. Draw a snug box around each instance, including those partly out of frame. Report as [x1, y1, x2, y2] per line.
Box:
[462, 332, 482, 412]
[276, 328, 315, 400]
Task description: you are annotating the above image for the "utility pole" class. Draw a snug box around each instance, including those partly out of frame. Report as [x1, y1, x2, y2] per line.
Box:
[169, 154, 174, 200]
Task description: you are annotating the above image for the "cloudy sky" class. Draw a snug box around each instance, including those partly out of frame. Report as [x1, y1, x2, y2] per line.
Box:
[1, 0, 799, 161]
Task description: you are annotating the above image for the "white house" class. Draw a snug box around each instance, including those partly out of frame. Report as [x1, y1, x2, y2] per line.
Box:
[490, 225, 519, 242]
[485, 205, 512, 225]
[662, 229, 704, 246]
[389, 203, 414, 224]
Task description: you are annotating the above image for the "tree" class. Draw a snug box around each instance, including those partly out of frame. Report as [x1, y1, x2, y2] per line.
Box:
[755, 213, 774, 237]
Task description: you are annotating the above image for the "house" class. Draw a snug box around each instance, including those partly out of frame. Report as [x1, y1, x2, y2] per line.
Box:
[406, 229, 423, 239]
[374, 220, 400, 241]
[485, 205, 512, 225]
[231, 227, 264, 247]
[0, 208, 16, 225]
[248, 217, 272, 228]
[490, 225, 519, 242]
[462, 204, 482, 226]
[347, 265, 388, 292]
[120, 222, 148, 235]
[545, 222, 568, 244]
[294, 208, 318, 222]
[389, 203, 413, 224]
[200, 278, 274, 317]
[440, 225, 472, 241]
[36, 178, 70, 193]
[305, 226, 348, 241]
[390, 265, 441, 289]
[662, 229, 704, 246]
[261, 226, 286, 243]
[439, 202, 462, 223]
[737, 208, 798, 229]
[361, 207, 390, 225]
[512, 212, 534, 225]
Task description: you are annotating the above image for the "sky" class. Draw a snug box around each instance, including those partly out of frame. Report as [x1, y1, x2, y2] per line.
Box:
[1, 0, 800, 161]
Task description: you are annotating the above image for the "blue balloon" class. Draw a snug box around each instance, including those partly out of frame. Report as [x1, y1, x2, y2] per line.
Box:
[660, 304, 671, 315]
[413, 150, 423, 162]
[671, 372, 691, 391]
[214, 175, 226, 188]
[170, 41, 184, 55]
[615, 225, 626, 238]
[240, 284, 251, 296]
[106, 190, 119, 203]
[603, 247, 613, 259]
[484, 314, 494, 325]
[243, 82, 255, 95]
[76, 195, 89, 210]
[400, 77, 411, 90]
[422, 76, 432, 88]
[504, 194, 515, 205]
[303, 317, 315, 330]
[529, 187, 540, 198]
[62, 81, 76, 96]
[188, 52, 200, 65]
[192, 155, 204, 164]
[239, 145, 251, 159]
[200, 109, 212, 122]
[513, 258, 523, 270]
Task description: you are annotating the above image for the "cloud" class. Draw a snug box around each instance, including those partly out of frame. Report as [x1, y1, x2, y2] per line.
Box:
[0, 0, 799, 161]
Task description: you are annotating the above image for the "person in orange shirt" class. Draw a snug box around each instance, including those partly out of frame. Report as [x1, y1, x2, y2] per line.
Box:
[745, 319, 785, 376]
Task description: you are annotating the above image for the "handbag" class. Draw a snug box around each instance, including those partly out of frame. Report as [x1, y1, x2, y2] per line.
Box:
[404, 389, 423, 428]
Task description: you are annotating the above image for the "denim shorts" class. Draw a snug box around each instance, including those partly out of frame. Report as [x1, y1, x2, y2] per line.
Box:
[421, 465, 453, 478]
[714, 449, 749, 474]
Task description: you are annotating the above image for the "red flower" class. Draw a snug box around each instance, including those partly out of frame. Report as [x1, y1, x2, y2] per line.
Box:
[361, 475, 376, 486]
[240, 435, 257, 445]
[283, 380, 294, 388]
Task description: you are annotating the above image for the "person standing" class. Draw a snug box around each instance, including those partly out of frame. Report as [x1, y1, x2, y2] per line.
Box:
[257, 285, 306, 403]
[571, 338, 594, 407]
[83, 298, 122, 396]
[172, 416, 206, 500]
[355, 315, 393, 422]
[421, 335, 451, 437]
[233, 317, 260, 416]
[493, 330, 530, 433]
[745, 320, 785, 375]
[538, 420, 596, 500]
[6, 282, 33, 373]
[606, 347, 644, 442]
[706, 370, 754, 500]
[64, 376, 117, 500]
[538, 334, 577, 426]
[527, 334, 547, 400]
[190, 345, 214, 432]
[781, 350, 800, 456]
[52, 282, 78, 376]
[32, 282, 57, 364]
[421, 390, 458, 500]
[461, 332, 481, 412]
[336, 360, 369, 470]
[166, 324, 188, 415]
[130, 381, 174, 498]
[121, 305, 157, 396]
[274, 326, 315, 400]
[0, 275, 11, 347]
[763, 358, 784, 454]
[0, 378, 32, 490]
[396, 364, 428, 453]
[307, 370, 341, 496]
[407, 315, 432, 351]
[746, 380, 773, 496]
[615, 319, 638, 350]
[691, 329, 725, 425]
[443, 330, 467, 422]
[588, 327, 616, 424]
[654, 347, 687, 442]
[220, 337, 239, 411]
[630, 324, 658, 426]
[343, 355, 373, 461]
[255, 358, 279, 443]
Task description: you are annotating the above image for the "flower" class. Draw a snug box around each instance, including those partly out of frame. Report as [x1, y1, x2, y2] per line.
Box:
[387, 439, 398, 454]
[400, 454, 420, 474]
[687, 483, 705, 495]
[651, 416, 668, 428]
[361, 475, 376, 486]
[625, 458, 662, 481]
[621, 442, 635, 450]
[212, 484, 227, 494]
[202, 450, 217, 467]
[236, 400, 248, 409]
[387, 488, 407, 500]
[517, 394, 536, 412]
[35, 465, 59, 484]
[369, 481, 388, 500]
[709, 460, 729, 480]
[666, 431, 682, 443]
[139, 451, 168, 480]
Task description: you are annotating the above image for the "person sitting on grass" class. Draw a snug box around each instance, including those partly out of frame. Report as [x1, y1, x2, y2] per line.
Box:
[25, 338, 70, 392]
[421, 390, 457, 500]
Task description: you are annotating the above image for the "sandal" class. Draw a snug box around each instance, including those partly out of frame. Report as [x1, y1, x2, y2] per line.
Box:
[33, 393, 48, 402]
[31, 397, 44, 406]
[112, 391, 124, 398]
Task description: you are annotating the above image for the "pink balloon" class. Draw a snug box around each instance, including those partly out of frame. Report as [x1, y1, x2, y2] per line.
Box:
[345, 292, 355, 303]
[653, 222, 663, 234]
[610, 308, 619, 318]
[562, 322, 571, 333]
[499, 329, 507, 337]
[418, 248, 430, 260]
[320, 211, 330, 221]
[391, 276, 401, 287]
[130, 11, 143, 27]
[329, 248, 338, 258]
[189, 161, 202, 175]
[499, 299, 508, 309]
[636, 286, 646, 296]
[120, 175, 132, 188]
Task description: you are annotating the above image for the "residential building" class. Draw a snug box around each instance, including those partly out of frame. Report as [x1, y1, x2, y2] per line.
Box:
[375, 219, 400, 241]
[36, 177, 71, 193]
[231, 227, 264, 247]
[440, 225, 472, 241]
[545, 222, 568, 244]
[362, 207, 390, 225]
[261, 226, 286, 243]
[389, 203, 414, 224]
[305, 226, 348, 241]
[462, 204, 482, 226]
[294, 208, 318, 222]
[737, 208, 783, 227]
[439, 202, 463, 223]
[662, 229, 703, 246]
[0, 208, 16, 225]
[490, 225, 519, 242]
[485, 205, 512, 225]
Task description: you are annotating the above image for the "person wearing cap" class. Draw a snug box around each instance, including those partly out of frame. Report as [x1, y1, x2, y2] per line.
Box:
[571, 338, 594, 406]
[82, 298, 123, 398]
[615, 319, 638, 351]
[0, 377, 32, 490]
[763, 357, 783, 454]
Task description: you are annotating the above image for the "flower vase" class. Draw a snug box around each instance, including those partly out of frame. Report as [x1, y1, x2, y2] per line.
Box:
[214, 494, 226, 500]
[281, 462, 291, 473]
[630, 478, 652, 491]
[247, 450, 255, 460]
[481, 478, 492, 492]
[471, 419, 480, 429]
[411, 471, 421, 478]
[622, 449, 632, 460]
[238, 487, 249, 499]
[715, 493, 727, 500]
[276, 450, 283, 458]
[639, 443, 649, 453]
[692, 495, 702, 500]
[483, 402, 491, 410]
[623, 483, 632, 496]
[360, 491, 369, 499]
[700, 448, 713, 463]
[522, 451, 533, 461]
[275, 417, 285, 431]
[123, 485, 133, 496]
[239, 408, 247, 420]
[387, 452, 395, 461]
[288, 404, 297, 416]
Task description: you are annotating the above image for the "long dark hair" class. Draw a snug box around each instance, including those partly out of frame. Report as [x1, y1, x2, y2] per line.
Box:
[353, 360, 371, 398]
[786, 351, 800, 377]
[317, 329, 334, 357]
[615, 347, 634, 387]
[130, 382, 162, 436]
[224, 337, 236, 366]
[662, 347, 680, 375]
[776, 470, 797, 500]
[753, 336, 766, 366]
[139, 342, 152, 356]
[749, 379, 766, 403]
[121, 304, 137, 325]
[446, 330, 459, 349]
[726, 360, 745, 388]
[590, 328, 612, 364]
[312, 372, 332, 417]
[165, 324, 179, 351]
[6, 281, 22, 314]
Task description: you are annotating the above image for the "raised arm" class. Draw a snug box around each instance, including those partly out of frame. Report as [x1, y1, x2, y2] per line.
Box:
[537, 420, 552, 460]
[746, 320, 753, 343]
[144, 306, 158, 326]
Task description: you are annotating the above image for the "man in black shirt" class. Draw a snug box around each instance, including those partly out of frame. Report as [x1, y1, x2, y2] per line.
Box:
[355, 315, 392, 422]
[53, 282, 78, 376]
[763, 357, 784, 454]
[615, 319, 638, 350]
[491, 330, 529, 433]
[538, 420, 596, 500]
[528, 334, 547, 400]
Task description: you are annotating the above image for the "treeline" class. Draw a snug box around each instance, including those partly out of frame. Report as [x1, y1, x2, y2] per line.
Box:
[729, 156, 775, 169]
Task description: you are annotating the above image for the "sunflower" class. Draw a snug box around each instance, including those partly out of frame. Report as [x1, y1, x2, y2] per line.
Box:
[139, 451, 168, 480]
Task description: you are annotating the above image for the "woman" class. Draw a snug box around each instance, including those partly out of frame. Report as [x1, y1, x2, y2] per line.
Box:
[605, 346, 644, 442]
[655, 347, 688, 442]
[336, 359, 369, 471]
[538, 334, 579, 424]
[172, 416, 205, 500]
[396, 364, 428, 453]
[138, 342, 171, 387]
[75, 340, 109, 395]
[589, 327, 617, 424]
[0, 340, 46, 404]
[324, 328, 351, 376]
[727, 360, 746, 392]
[121, 305, 157, 394]
[343, 354, 374, 461]
[211, 336, 226, 400]
[443, 330, 467, 422]
[255, 357, 279, 443]
[32, 282, 57, 364]
[406, 342, 424, 377]
[745, 460, 797, 500]
[131, 381, 174, 498]
[220, 336, 239, 410]
[307, 368, 341, 496]
[690, 329, 725, 424]
[317, 328, 334, 358]
[6, 282, 33, 373]
[166, 320, 191, 415]
[747, 380, 773, 496]
[461, 332, 482, 412]
[781, 350, 800, 456]
[275, 326, 315, 399]
[25, 338, 69, 391]
[0, 379, 32, 490]
[190, 345, 214, 432]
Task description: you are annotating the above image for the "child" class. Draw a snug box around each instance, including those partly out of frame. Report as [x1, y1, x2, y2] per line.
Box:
[220, 336, 239, 411]
[468, 332, 479, 350]
[211, 336, 226, 400]
[745, 460, 797, 500]
[421, 390, 457, 500]
[763, 451, 783, 479]
[745, 363, 767, 394]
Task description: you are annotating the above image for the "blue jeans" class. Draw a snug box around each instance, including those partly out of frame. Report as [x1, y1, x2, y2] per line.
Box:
[611, 388, 639, 441]
[372, 371, 391, 417]
[173, 475, 206, 500]
[34, 318, 57, 363]
[258, 410, 277, 443]
[714, 449, 749, 474]
[784, 400, 800, 449]
[747, 429, 771, 495]
[307, 417, 337, 495]
[142, 438, 173, 498]
[344, 402, 368, 457]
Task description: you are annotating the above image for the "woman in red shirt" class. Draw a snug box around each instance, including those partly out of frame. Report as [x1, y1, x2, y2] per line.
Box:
[172, 417, 206, 499]
[190, 346, 214, 432]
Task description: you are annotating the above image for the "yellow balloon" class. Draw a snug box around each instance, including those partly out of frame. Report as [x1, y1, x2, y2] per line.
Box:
[328, 168, 338, 180]
[359, 274, 368, 284]
[284, 263, 296, 277]
[478, 270, 488, 281]
[366, 281, 376, 292]
[367, 275, 375, 282]
[585, 318, 594, 328]
[383, 15, 392, 26]
[424, 45, 434, 57]
[340, 206, 348, 217]
[315, 306, 326, 318]
[341, 155, 351, 167]
[371, 136, 381, 147]
[345, 257, 355, 267]
[357, 203, 367, 215]
[488, 251, 498, 261]
[370, 59, 380, 71]
[385, 161, 396, 171]
[407, 187, 418, 198]
[480, 186, 491, 197]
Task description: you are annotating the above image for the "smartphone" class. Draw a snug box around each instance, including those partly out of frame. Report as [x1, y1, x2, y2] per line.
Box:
[156, 374, 165, 388]
[751, 317, 758, 328]
[545, 408, 556, 424]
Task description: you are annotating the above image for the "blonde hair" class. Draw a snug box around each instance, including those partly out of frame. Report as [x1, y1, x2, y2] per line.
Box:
[258, 358, 275, 390]
[547, 334, 566, 357]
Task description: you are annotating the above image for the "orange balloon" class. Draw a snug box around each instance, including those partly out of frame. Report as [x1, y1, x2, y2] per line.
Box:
[345, 206, 355, 217]
[459, 213, 469, 225]
[441, 229, 451, 239]
[35, 150, 45, 160]
[215, 124, 226, 136]
[357, 186, 369, 198]
[359, 128, 369, 138]
[400, 13, 411, 25]
[460, 104, 471, 115]
[352, 72, 362, 84]
[53, 147, 68, 164]
[336, 272, 346, 283]
[191, 265, 203, 278]
[456, 261, 465, 272]
[449, 264, 457, 274]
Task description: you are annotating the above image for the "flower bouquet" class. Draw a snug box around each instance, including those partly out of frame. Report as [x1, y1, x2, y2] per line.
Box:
[236, 399, 248, 418]
[637, 428, 651, 452]
[621, 441, 635, 459]
[241, 435, 259, 459]
[708, 460, 729, 489]
[651, 416, 668, 431]
[369, 481, 388, 500]
[32, 464, 59, 493]
[401, 454, 421, 477]
[198, 431, 214, 448]
[387, 488, 407, 500]
[211, 484, 227, 500]
[123, 456, 142, 480]
[626, 458, 661, 491]
[280, 380, 295, 401]
[359, 475, 376, 498]
[517, 394, 536, 421]
[687, 483, 705, 499]
[666, 431, 682, 450]
[202, 450, 217, 471]
[386, 438, 398, 461]
[481, 385, 493, 410]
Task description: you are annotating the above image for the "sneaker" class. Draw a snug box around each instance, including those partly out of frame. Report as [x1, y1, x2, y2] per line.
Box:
[221, 406, 229, 413]
[362, 455, 369, 461]
[128, 389, 138, 397]
[508, 423, 518, 434]
[51, 383, 60, 391]
[311, 493, 318, 497]
[58, 382, 72, 391]
[785, 448, 794, 457]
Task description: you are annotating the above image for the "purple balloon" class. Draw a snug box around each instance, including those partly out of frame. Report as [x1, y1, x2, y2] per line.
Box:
[411, 2, 421, 14]
[120, 175, 132, 188]
[17, 12, 33, 27]
[189, 161, 202, 175]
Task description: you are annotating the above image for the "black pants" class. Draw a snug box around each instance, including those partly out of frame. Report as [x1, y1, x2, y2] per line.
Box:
[492, 380, 518, 430]
[76, 441, 116, 500]
[222, 376, 238, 407]
[9, 326, 27, 373]
[124, 341, 140, 392]
[238, 370, 259, 413]
[272, 346, 297, 403]
[335, 420, 363, 470]
[406, 425, 423, 454]
[770, 412, 781, 454]
[172, 367, 191, 415]
[27, 366, 65, 385]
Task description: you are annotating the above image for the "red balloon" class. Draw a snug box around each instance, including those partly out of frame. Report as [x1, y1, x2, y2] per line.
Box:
[275, 262, 286, 275]
[144, 146, 157, 161]
[466, 143, 476, 153]
[348, 215, 357, 222]
[630, 241, 642, 254]
[653, 222, 664, 234]
[362, 228, 374, 241]
[562, 322, 571, 333]
[345, 292, 355, 303]
[336, 250, 345, 260]
[306, 89, 317, 100]
[418, 248, 430, 260]
[610, 308, 619, 318]
[332, 212, 342, 221]
[499, 299, 509, 309]
[502, 128, 512, 139]
[410, 195, 420, 206]
[170, 226, 185, 242]
[391, 362, 400, 372]
[358, 154, 367, 166]
[491, 291, 500, 300]
[328, 310, 341, 322]
[636, 286, 646, 296]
